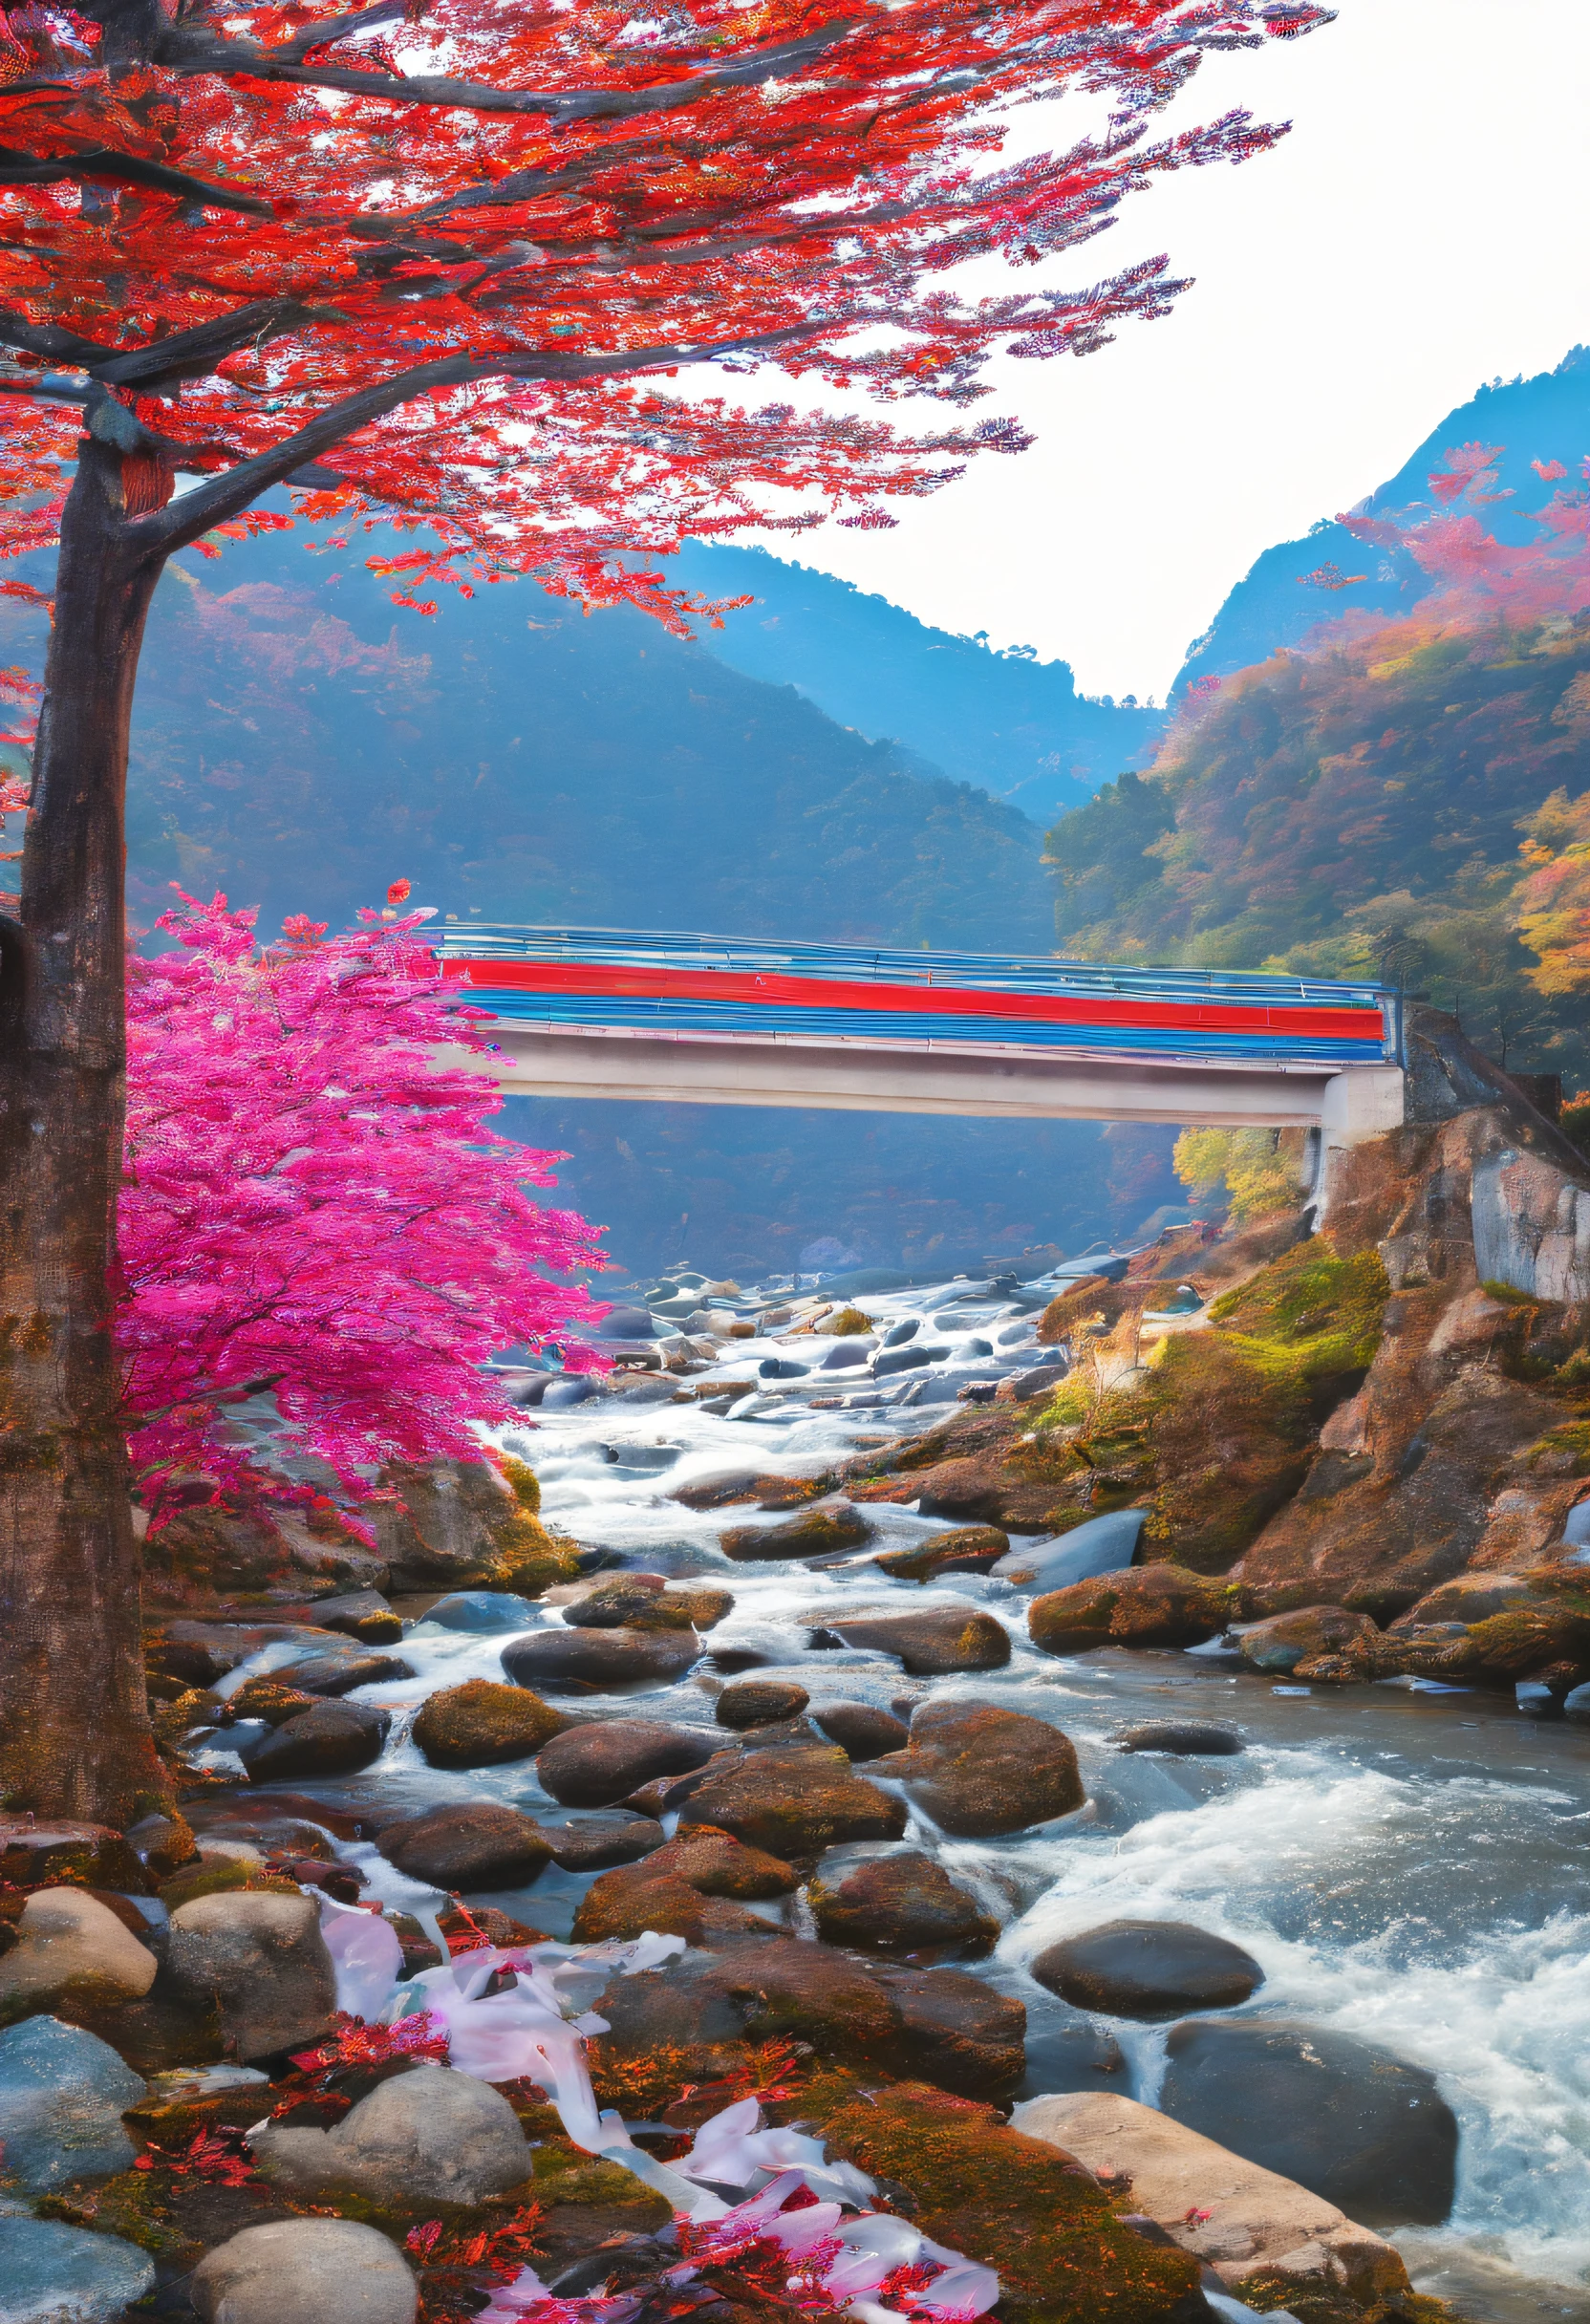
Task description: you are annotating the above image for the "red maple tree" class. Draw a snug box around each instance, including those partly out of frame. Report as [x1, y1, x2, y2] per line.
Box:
[0, 0, 1329, 1821]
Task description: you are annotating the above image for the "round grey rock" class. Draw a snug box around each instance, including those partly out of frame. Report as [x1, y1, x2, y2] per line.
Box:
[0, 2214, 155, 2322]
[425, 1591, 540, 1632]
[1112, 1722, 1244, 1756]
[1032, 1920, 1263, 2020]
[250, 2061, 532, 2206]
[992, 1510, 1144, 1590]
[811, 1702, 911, 1761]
[192, 2218, 417, 2324]
[502, 1625, 699, 1690]
[377, 1802, 551, 1889]
[536, 1719, 718, 1806]
[1159, 2016, 1458, 2227]
[164, 1891, 337, 2060]
[0, 2016, 145, 2191]
[241, 1698, 390, 1782]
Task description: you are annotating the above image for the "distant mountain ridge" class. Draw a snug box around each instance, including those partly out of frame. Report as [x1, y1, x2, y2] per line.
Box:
[669, 539, 1162, 824]
[674, 347, 1590, 768]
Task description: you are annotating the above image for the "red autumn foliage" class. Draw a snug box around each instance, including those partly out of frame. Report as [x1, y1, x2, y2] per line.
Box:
[0, 1, 1328, 621]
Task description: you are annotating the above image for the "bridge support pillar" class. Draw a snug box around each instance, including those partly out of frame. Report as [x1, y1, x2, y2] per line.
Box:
[1313, 1066, 1406, 1216]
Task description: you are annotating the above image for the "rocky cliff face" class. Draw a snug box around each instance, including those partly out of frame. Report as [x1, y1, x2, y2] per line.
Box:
[842, 1043, 1590, 1697]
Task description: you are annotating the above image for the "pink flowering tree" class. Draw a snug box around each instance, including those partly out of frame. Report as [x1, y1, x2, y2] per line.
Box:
[121, 887, 609, 1519]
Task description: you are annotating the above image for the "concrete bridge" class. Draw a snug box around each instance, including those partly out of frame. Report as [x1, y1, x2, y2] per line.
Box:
[438, 926, 1407, 1172]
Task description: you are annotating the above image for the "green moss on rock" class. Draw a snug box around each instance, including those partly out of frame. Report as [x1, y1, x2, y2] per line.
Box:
[412, 1678, 570, 1769]
[811, 2080, 1203, 2324]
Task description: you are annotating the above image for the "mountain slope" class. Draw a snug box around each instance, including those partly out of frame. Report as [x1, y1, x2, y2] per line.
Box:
[671, 541, 1161, 821]
[1175, 345, 1590, 694]
[6, 532, 1056, 954]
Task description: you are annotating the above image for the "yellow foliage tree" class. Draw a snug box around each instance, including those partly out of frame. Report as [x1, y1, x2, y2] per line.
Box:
[1173, 1129, 1304, 1226]
[1515, 787, 1590, 996]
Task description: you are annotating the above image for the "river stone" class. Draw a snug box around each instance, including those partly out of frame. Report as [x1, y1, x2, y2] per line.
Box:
[274, 1644, 417, 1695]
[1112, 1723, 1245, 1756]
[872, 1965, 1025, 2099]
[535, 1719, 719, 1807]
[0, 1887, 157, 2017]
[501, 1625, 699, 1689]
[192, 2218, 418, 2324]
[810, 1701, 911, 1760]
[599, 1306, 657, 1340]
[677, 1742, 907, 1857]
[164, 1892, 338, 2059]
[0, 1820, 146, 1896]
[1014, 2091, 1411, 2302]
[825, 1607, 1011, 1674]
[424, 1591, 541, 1631]
[719, 1505, 874, 1561]
[992, 1510, 1145, 1590]
[1028, 1564, 1231, 1654]
[376, 1803, 551, 1890]
[0, 2215, 156, 2322]
[1032, 1921, 1263, 2020]
[871, 1526, 1010, 1582]
[413, 1679, 569, 1768]
[241, 1698, 390, 1782]
[716, 1679, 810, 1729]
[251, 2061, 532, 2205]
[870, 1702, 1085, 1836]
[0, 2016, 145, 2189]
[810, 1851, 998, 1957]
[541, 1816, 666, 1871]
[571, 1824, 798, 1944]
[1236, 1606, 1384, 1675]
[1017, 2002, 1127, 2099]
[1159, 2017, 1459, 2227]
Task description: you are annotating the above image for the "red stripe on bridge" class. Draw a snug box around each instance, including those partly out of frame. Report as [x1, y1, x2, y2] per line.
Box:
[441, 958, 1385, 1044]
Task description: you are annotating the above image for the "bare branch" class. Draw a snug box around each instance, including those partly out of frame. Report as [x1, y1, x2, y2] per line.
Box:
[92, 298, 320, 389]
[0, 368, 87, 402]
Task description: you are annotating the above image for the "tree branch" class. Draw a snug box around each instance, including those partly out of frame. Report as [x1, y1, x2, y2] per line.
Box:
[133, 320, 822, 556]
[0, 142, 272, 215]
[156, 16, 862, 123]
[270, 0, 412, 63]
[91, 298, 321, 389]
[0, 309, 114, 367]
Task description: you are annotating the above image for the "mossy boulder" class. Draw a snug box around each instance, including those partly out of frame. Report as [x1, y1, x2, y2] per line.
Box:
[719, 1505, 873, 1561]
[564, 1573, 732, 1630]
[810, 1851, 998, 1958]
[677, 1742, 906, 1858]
[412, 1678, 571, 1769]
[370, 1456, 583, 1595]
[572, 1825, 798, 1942]
[1029, 1563, 1235, 1654]
[810, 2079, 1205, 2324]
[871, 1525, 1010, 1582]
[869, 1703, 1084, 1836]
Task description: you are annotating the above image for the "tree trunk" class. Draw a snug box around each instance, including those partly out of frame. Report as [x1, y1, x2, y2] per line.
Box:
[0, 434, 168, 1822]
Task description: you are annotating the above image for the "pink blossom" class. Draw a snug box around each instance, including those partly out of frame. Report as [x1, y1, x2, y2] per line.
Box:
[120, 890, 610, 1516]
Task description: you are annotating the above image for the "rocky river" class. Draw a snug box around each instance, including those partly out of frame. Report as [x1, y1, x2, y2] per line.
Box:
[163, 1259, 1590, 2324]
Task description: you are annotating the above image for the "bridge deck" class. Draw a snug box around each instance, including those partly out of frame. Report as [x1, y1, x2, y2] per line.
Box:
[436, 926, 1405, 1143]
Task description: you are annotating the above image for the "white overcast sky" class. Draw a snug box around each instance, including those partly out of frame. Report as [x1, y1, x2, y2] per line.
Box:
[736, 0, 1590, 704]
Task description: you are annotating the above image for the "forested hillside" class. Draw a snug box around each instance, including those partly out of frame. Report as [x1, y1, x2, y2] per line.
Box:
[670, 541, 1161, 820]
[1046, 441, 1590, 1087]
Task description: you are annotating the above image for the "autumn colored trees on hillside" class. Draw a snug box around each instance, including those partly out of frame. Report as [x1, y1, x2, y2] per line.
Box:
[1045, 443, 1590, 1080]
